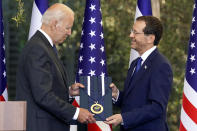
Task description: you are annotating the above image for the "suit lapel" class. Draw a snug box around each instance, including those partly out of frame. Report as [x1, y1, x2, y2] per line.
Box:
[124, 59, 138, 91]
[124, 49, 159, 97]
[37, 31, 69, 87]
[48, 45, 69, 87]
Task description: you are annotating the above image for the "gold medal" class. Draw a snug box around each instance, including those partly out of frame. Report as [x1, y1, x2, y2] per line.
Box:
[90, 101, 103, 114]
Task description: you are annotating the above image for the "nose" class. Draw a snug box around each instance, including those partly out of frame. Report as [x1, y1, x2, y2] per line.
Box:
[129, 32, 134, 38]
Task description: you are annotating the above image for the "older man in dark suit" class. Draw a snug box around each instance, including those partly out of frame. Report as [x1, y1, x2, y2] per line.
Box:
[15, 3, 95, 131]
[105, 16, 173, 131]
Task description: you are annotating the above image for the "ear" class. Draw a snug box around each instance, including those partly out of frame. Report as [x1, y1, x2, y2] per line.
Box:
[50, 20, 58, 31]
[147, 34, 155, 45]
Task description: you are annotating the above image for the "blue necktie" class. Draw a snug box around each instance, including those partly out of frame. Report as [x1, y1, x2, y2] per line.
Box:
[53, 45, 58, 56]
[133, 57, 142, 76]
[128, 57, 142, 87]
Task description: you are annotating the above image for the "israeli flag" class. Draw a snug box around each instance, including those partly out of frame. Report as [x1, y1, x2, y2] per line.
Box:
[129, 0, 152, 65]
[28, 0, 48, 39]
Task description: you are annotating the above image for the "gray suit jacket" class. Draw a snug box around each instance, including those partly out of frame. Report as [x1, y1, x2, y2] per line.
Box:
[16, 31, 76, 131]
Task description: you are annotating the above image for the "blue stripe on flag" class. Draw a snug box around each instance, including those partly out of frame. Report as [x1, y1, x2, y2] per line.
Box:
[137, 0, 152, 15]
[35, 0, 48, 15]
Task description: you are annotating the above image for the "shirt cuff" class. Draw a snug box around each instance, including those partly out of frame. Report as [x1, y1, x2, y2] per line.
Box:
[72, 107, 80, 120]
[112, 89, 119, 103]
[69, 86, 75, 99]
[121, 113, 124, 125]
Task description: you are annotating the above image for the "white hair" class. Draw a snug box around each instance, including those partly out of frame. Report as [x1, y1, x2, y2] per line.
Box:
[41, 9, 65, 25]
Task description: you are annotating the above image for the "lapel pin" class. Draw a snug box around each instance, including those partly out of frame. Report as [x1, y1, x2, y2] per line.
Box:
[144, 65, 147, 69]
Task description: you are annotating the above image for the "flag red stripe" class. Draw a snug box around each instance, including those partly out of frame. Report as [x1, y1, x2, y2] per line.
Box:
[179, 121, 187, 131]
[182, 93, 197, 124]
[72, 99, 80, 107]
[110, 124, 112, 130]
[0, 95, 5, 101]
[88, 123, 102, 131]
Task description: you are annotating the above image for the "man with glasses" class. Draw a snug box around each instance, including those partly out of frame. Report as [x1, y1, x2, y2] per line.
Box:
[15, 3, 95, 131]
[105, 16, 173, 131]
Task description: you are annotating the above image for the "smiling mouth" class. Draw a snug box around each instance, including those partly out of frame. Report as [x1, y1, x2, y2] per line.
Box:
[131, 40, 136, 44]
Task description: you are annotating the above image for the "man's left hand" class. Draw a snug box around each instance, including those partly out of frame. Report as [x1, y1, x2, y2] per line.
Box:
[69, 83, 84, 96]
[104, 114, 123, 126]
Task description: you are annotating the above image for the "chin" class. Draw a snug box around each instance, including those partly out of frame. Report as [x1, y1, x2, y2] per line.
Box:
[131, 45, 135, 49]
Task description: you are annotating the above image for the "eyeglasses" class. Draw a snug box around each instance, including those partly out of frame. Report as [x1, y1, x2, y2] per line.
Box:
[130, 29, 144, 35]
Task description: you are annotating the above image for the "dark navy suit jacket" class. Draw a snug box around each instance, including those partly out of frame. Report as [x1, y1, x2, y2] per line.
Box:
[115, 48, 173, 131]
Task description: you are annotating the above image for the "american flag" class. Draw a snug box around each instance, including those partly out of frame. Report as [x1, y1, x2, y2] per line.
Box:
[129, 0, 152, 65]
[74, 0, 111, 130]
[0, 0, 8, 101]
[28, 0, 48, 39]
[77, 0, 107, 78]
[180, 1, 197, 130]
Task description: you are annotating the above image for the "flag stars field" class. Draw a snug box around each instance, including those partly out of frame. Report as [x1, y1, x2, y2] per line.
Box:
[80, 43, 83, 49]
[89, 17, 96, 24]
[192, 17, 195, 23]
[100, 46, 104, 52]
[89, 30, 96, 37]
[89, 70, 95, 76]
[100, 59, 105, 66]
[99, 8, 101, 12]
[79, 56, 83, 62]
[77, 0, 108, 92]
[89, 43, 96, 50]
[3, 58, 5, 64]
[100, 72, 105, 77]
[81, 30, 84, 36]
[190, 68, 196, 75]
[190, 55, 195, 62]
[191, 42, 195, 49]
[3, 71, 6, 77]
[89, 4, 96, 11]
[191, 29, 195, 36]
[89, 56, 96, 64]
[100, 20, 102, 26]
[100, 32, 104, 39]
[78, 69, 83, 75]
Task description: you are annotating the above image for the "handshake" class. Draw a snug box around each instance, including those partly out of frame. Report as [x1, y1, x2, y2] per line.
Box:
[69, 83, 96, 124]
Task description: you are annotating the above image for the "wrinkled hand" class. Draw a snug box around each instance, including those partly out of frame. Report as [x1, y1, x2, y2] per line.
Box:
[77, 108, 96, 124]
[110, 83, 118, 99]
[69, 83, 84, 96]
[104, 114, 123, 126]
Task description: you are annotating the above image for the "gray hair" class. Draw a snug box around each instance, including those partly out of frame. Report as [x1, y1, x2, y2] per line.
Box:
[41, 9, 65, 25]
[41, 4, 74, 25]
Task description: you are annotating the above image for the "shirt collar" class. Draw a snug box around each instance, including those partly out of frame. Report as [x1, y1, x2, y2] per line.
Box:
[38, 29, 54, 47]
[140, 46, 157, 64]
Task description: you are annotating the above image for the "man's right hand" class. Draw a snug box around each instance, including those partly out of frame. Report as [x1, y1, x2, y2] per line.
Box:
[77, 108, 96, 124]
[110, 83, 119, 99]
